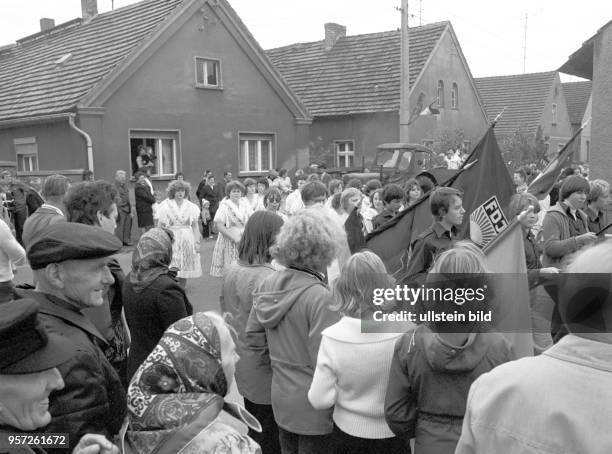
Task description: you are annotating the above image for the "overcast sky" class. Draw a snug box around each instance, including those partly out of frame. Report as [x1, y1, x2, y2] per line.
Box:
[2, 0, 607, 81]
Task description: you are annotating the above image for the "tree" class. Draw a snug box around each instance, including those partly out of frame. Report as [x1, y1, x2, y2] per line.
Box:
[499, 127, 542, 170]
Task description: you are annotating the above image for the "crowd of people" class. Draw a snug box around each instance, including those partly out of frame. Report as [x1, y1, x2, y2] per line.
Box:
[0, 160, 611, 454]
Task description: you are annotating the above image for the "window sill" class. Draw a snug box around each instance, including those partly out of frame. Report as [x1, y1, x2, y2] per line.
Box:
[150, 175, 178, 181]
[238, 171, 270, 178]
[195, 84, 224, 91]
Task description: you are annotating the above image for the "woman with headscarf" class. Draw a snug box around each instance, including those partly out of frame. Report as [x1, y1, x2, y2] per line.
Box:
[125, 312, 261, 454]
[122, 228, 193, 380]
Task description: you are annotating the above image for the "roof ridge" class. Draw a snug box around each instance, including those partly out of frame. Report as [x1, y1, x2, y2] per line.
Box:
[475, 70, 557, 80]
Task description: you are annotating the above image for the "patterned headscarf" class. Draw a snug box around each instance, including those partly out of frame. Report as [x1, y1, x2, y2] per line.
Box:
[129, 228, 174, 293]
[127, 313, 229, 453]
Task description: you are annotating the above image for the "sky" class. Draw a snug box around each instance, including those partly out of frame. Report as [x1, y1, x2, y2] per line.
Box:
[1, 0, 608, 81]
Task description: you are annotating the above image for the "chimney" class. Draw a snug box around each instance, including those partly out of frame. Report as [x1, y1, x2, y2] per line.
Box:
[324, 23, 346, 51]
[81, 0, 98, 21]
[40, 18, 55, 32]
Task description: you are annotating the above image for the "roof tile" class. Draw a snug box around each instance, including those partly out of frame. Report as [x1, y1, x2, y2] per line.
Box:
[562, 81, 591, 125]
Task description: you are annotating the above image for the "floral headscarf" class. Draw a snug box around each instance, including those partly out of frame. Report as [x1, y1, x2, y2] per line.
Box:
[129, 228, 174, 293]
[126, 313, 260, 454]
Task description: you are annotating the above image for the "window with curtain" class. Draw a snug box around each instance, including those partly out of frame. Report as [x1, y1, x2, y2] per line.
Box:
[239, 134, 275, 174]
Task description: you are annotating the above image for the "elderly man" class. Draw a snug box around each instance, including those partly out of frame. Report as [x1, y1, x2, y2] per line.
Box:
[0, 300, 119, 454]
[114, 170, 132, 245]
[15, 223, 126, 451]
[456, 241, 612, 453]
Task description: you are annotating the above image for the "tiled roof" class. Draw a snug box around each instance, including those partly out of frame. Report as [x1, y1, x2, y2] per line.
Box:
[0, 0, 183, 121]
[474, 71, 556, 136]
[265, 21, 448, 117]
[562, 81, 591, 125]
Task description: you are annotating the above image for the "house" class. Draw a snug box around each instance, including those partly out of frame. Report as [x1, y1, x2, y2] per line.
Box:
[0, 0, 311, 186]
[562, 81, 592, 162]
[265, 21, 488, 169]
[559, 20, 612, 181]
[474, 71, 573, 162]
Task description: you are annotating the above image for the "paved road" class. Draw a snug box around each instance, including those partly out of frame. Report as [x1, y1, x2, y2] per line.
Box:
[14, 237, 223, 313]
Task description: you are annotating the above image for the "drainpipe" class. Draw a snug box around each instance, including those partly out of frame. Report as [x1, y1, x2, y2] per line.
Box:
[68, 113, 94, 172]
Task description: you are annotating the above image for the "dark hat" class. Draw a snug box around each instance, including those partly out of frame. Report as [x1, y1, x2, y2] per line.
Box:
[28, 223, 122, 270]
[0, 300, 75, 374]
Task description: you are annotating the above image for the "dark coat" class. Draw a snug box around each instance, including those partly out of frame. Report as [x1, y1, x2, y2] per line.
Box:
[134, 182, 155, 228]
[123, 273, 193, 380]
[344, 207, 366, 254]
[26, 190, 43, 215]
[14, 290, 127, 452]
[196, 181, 222, 213]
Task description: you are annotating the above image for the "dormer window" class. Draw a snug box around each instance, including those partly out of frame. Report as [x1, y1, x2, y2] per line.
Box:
[195, 57, 221, 89]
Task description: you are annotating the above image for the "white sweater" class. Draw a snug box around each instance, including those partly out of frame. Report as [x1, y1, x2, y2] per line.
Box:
[0, 219, 25, 282]
[308, 316, 405, 439]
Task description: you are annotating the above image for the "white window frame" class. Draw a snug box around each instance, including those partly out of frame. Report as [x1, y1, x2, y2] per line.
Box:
[239, 133, 275, 175]
[552, 103, 557, 125]
[335, 140, 355, 168]
[195, 57, 222, 89]
[14, 137, 38, 172]
[451, 82, 458, 109]
[129, 130, 179, 177]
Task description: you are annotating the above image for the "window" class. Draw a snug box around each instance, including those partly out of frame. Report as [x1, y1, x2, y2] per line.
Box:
[586, 139, 590, 161]
[437, 80, 445, 107]
[422, 139, 434, 148]
[545, 142, 550, 154]
[552, 103, 557, 125]
[129, 131, 178, 177]
[14, 137, 38, 172]
[239, 134, 274, 174]
[451, 83, 458, 109]
[195, 57, 221, 88]
[335, 141, 355, 167]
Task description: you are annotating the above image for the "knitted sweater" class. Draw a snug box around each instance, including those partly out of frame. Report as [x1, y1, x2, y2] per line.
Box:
[308, 316, 405, 439]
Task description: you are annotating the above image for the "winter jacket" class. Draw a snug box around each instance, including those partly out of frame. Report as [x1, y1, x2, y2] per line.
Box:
[384, 324, 514, 454]
[541, 202, 589, 267]
[222, 262, 276, 404]
[246, 267, 341, 435]
[456, 335, 612, 454]
[15, 290, 127, 452]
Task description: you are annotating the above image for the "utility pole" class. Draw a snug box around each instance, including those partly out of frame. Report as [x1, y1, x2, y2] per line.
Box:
[399, 0, 410, 142]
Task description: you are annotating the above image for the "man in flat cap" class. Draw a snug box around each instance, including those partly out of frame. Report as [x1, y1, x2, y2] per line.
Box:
[0, 299, 119, 454]
[15, 223, 126, 451]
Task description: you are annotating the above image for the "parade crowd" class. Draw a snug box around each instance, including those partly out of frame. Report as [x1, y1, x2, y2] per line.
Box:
[0, 159, 611, 454]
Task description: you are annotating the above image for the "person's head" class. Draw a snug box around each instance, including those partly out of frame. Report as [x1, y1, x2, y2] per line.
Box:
[257, 178, 269, 195]
[224, 171, 233, 182]
[430, 187, 464, 227]
[41, 174, 70, 203]
[560, 166, 576, 182]
[64, 181, 118, 233]
[28, 223, 122, 309]
[340, 188, 363, 213]
[279, 168, 288, 178]
[306, 173, 320, 183]
[381, 184, 404, 214]
[560, 175, 590, 209]
[167, 179, 190, 201]
[508, 192, 541, 230]
[301, 181, 328, 207]
[0, 170, 13, 184]
[416, 173, 436, 194]
[264, 187, 282, 212]
[137, 144, 146, 156]
[238, 211, 284, 265]
[174, 172, 185, 181]
[346, 178, 362, 190]
[82, 170, 94, 181]
[513, 168, 527, 187]
[0, 300, 75, 431]
[364, 179, 382, 196]
[206, 174, 215, 186]
[225, 180, 246, 201]
[134, 171, 146, 184]
[130, 228, 174, 292]
[243, 178, 257, 195]
[273, 209, 345, 272]
[588, 179, 611, 211]
[404, 178, 423, 203]
[330, 192, 342, 213]
[296, 174, 307, 190]
[115, 170, 127, 184]
[333, 251, 393, 317]
[446, 149, 455, 157]
[370, 188, 384, 212]
[29, 177, 42, 192]
[328, 179, 343, 196]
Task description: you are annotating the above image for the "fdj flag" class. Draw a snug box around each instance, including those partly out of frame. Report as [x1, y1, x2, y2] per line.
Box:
[470, 196, 509, 248]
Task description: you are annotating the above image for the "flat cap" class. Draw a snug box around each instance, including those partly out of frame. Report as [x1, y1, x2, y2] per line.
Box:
[28, 222, 122, 269]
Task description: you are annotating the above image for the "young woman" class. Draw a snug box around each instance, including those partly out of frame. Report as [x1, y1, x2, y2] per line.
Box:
[264, 187, 288, 222]
[404, 178, 424, 208]
[244, 177, 263, 213]
[156, 180, 202, 283]
[222, 210, 284, 453]
[340, 188, 366, 254]
[362, 188, 384, 233]
[309, 251, 408, 454]
[385, 246, 515, 454]
[210, 180, 250, 277]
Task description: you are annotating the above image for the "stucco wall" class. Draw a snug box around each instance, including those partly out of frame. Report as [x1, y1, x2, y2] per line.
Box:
[591, 23, 612, 182]
[539, 74, 573, 156]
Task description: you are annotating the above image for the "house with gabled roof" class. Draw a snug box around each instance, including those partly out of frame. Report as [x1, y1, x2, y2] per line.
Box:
[562, 81, 592, 163]
[474, 71, 573, 160]
[266, 21, 488, 169]
[0, 0, 311, 184]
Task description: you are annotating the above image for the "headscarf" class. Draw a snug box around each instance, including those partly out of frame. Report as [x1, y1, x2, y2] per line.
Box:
[126, 313, 260, 454]
[129, 228, 174, 293]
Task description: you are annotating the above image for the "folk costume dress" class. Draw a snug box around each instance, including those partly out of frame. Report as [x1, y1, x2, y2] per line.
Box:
[156, 198, 202, 279]
[210, 198, 250, 277]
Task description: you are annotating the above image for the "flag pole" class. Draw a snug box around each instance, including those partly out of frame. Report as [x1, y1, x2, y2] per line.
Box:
[492, 107, 506, 126]
[399, 0, 411, 142]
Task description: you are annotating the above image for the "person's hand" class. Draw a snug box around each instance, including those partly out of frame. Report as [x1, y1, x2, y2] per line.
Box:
[540, 267, 559, 275]
[72, 434, 119, 454]
[577, 232, 597, 246]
